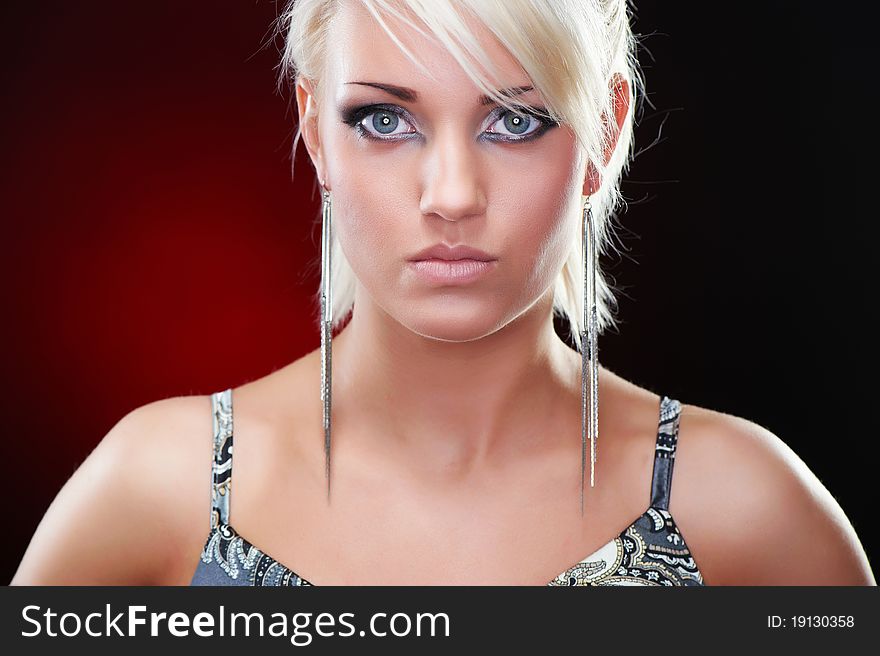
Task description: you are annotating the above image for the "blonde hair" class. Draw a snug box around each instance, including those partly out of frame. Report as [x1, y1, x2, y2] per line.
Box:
[273, 0, 644, 350]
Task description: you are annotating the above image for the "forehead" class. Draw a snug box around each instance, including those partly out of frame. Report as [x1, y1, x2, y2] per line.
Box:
[325, 1, 529, 101]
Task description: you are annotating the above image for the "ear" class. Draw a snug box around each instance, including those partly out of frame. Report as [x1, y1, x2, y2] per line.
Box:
[584, 73, 631, 196]
[295, 77, 329, 188]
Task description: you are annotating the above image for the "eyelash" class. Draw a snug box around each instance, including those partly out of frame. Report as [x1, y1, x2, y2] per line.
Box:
[341, 103, 558, 144]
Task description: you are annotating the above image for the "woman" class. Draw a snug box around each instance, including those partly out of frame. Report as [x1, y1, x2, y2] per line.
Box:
[11, 0, 875, 586]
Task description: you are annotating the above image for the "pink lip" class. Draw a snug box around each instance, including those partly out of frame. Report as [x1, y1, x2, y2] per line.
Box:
[408, 258, 497, 285]
[407, 243, 497, 285]
[408, 243, 496, 262]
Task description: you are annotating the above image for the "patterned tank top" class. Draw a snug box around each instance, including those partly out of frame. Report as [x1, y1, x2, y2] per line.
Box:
[190, 389, 705, 586]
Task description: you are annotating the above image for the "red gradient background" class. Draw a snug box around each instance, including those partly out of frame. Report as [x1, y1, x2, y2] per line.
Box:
[3, 2, 875, 581]
[3, 2, 327, 580]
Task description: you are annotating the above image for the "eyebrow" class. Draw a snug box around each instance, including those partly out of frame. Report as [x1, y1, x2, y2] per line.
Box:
[344, 81, 535, 106]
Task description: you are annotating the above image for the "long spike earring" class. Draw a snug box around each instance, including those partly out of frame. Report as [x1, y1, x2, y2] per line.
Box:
[580, 193, 600, 516]
[320, 184, 333, 502]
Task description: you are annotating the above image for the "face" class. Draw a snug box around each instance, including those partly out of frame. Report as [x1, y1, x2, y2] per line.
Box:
[299, 2, 585, 342]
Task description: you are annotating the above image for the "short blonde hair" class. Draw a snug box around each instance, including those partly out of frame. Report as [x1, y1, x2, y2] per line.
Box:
[274, 0, 644, 350]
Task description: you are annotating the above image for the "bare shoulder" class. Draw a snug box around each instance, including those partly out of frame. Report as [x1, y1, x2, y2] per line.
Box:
[670, 402, 876, 585]
[11, 394, 213, 585]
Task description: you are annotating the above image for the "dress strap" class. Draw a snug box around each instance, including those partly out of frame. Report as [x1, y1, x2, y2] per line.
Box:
[209, 388, 234, 530]
[649, 395, 682, 511]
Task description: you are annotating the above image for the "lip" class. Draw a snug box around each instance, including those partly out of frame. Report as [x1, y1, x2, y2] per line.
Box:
[408, 243, 496, 262]
[407, 243, 498, 285]
[408, 258, 497, 285]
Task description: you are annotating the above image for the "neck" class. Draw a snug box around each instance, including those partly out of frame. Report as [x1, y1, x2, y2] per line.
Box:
[331, 286, 579, 478]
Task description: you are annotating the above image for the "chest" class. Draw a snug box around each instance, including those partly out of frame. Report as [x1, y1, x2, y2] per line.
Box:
[230, 456, 648, 585]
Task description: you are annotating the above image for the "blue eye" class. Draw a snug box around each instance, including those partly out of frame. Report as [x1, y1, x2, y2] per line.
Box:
[486, 110, 543, 140]
[370, 110, 400, 134]
[341, 104, 418, 141]
[341, 103, 557, 143]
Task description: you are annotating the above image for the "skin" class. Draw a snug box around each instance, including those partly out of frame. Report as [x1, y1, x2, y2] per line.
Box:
[11, 2, 875, 586]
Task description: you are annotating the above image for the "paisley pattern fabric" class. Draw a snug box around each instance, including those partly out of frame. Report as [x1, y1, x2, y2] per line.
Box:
[547, 507, 703, 586]
[190, 390, 704, 586]
[197, 523, 313, 586]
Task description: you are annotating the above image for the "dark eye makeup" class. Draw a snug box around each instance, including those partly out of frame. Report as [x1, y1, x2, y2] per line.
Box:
[339, 103, 559, 144]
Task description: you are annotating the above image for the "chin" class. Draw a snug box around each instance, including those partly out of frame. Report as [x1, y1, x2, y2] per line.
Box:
[397, 300, 508, 343]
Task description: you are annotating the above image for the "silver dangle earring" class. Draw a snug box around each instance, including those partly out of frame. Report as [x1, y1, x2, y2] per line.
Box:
[580, 193, 599, 516]
[320, 184, 333, 501]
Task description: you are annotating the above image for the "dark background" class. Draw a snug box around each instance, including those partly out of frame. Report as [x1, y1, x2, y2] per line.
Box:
[2, 2, 874, 582]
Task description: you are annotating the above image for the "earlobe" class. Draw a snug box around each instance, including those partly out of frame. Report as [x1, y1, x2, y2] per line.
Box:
[583, 162, 600, 197]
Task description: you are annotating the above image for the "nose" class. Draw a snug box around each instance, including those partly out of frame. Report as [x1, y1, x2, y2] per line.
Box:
[418, 133, 487, 222]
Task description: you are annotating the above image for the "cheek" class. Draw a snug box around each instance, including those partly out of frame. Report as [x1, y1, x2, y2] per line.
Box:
[323, 137, 408, 277]
[335, 196, 400, 283]
[501, 155, 579, 290]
